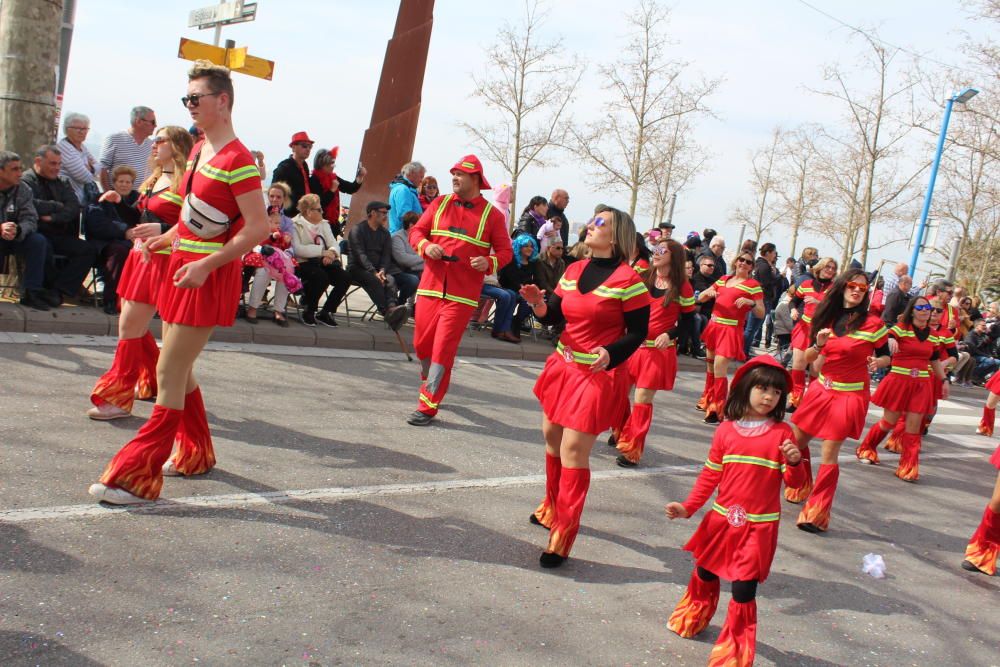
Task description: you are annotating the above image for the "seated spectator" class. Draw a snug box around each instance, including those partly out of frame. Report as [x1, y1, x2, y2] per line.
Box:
[389, 210, 423, 308]
[498, 234, 538, 341]
[22, 144, 95, 303]
[513, 196, 547, 238]
[480, 272, 518, 343]
[0, 151, 55, 310]
[536, 216, 562, 253]
[308, 146, 366, 233]
[84, 165, 140, 313]
[291, 193, 350, 327]
[347, 201, 408, 330]
[418, 176, 439, 210]
[245, 182, 301, 327]
[956, 296, 976, 338]
[388, 162, 425, 234]
[57, 112, 100, 204]
[534, 237, 565, 296]
[966, 319, 1000, 384]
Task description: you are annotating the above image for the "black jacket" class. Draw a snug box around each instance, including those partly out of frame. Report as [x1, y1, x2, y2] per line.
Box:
[698, 250, 725, 282]
[691, 271, 717, 318]
[753, 257, 780, 306]
[83, 191, 141, 244]
[21, 169, 80, 238]
[0, 183, 38, 241]
[498, 259, 537, 292]
[881, 288, 910, 326]
[271, 156, 310, 216]
[513, 211, 542, 239]
[348, 222, 393, 273]
[964, 330, 994, 358]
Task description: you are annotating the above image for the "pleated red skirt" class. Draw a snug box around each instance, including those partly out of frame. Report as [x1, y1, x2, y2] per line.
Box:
[872, 373, 936, 414]
[684, 511, 779, 582]
[987, 372, 1000, 394]
[792, 381, 870, 441]
[627, 346, 678, 391]
[534, 352, 631, 435]
[791, 320, 811, 351]
[702, 322, 745, 361]
[118, 250, 171, 306]
[157, 252, 241, 328]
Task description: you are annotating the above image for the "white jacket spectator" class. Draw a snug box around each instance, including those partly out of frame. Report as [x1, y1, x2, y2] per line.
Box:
[58, 112, 99, 202]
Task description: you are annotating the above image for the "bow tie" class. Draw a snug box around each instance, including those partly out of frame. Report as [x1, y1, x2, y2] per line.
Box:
[452, 200, 474, 209]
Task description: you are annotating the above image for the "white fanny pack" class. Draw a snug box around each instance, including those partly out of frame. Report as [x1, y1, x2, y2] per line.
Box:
[181, 150, 239, 240]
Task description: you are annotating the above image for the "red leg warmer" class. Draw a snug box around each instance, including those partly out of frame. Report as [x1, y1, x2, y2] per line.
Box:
[884, 417, 904, 453]
[135, 331, 159, 401]
[90, 337, 146, 412]
[667, 569, 721, 638]
[98, 405, 183, 500]
[697, 368, 714, 411]
[797, 463, 839, 531]
[617, 402, 653, 463]
[169, 387, 216, 476]
[856, 419, 892, 464]
[978, 407, 996, 437]
[532, 452, 562, 529]
[784, 444, 812, 503]
[895, 432, 921, 482]
[790, 369, 806, 407]
[964, 506, 999, 576]
[546, 466, 591, 558]
[707, 599, 757, 667]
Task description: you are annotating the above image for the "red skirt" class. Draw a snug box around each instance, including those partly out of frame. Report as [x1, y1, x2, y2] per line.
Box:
[685, 511, 779, 582]
[534, 352, 631, 435]
[701, 321, 745, 361]
[991, 444, 1000, 470]
[987, 372, 1000, 394]
[872, 372, 936, 415]
[118, 249, 171, 306]
[792, 381, 870, 441]
[931, 376, 944, 402]
[157, 252, 241, 328]
[627, 346, 678, 391]
[791, 320, 811, 351]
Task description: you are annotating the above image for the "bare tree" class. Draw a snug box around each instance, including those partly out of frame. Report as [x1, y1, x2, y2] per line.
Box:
[460, 0, 582, 222]
[642, 111, 710, 225]
[772, 125, 823, 259]
[731, 127, 783, 248]
[569, 0, 718, 218]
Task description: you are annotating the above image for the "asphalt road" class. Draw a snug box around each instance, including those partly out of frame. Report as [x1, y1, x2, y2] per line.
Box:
[1, 336, 997, 666]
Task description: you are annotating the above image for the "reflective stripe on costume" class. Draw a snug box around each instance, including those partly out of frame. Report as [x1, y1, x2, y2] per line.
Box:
[556, 341, 599, 365]
[890, 365, 930, 377]
[802, 314, 813, 324]
[712, 315, 739, 326]
[678, 294, 697, 307]
[176, 239, 224, 254]
[704, 459, 724, 472]
[429, 194, 494, 248]
[721, 454, 785, 471]
[847, 326, 888, 342]
[158, 191, 183, 206]
[890, 325, 916, 338]
[557, 277, 645, 302]
[816, 373, 865, 392]
[415, 288, 478, 307]
[200, 163, 260, 186]
[733, 283, 763, 296]
[643, 339, 675, 348]
[419, 394, 439, 410]
[712, 502, 779, 523]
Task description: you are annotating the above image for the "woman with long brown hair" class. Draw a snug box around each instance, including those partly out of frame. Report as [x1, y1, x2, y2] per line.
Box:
[787, 257, 837, 414]
[87, 125, 194, 421]
[610, 237, 695, 467]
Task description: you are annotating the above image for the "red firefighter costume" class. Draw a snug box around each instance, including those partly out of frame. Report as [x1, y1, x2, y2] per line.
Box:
[531, 259, 650, 558]
[963, 445, 1000, 575]
[699, 276, 763, 419]
[977, 372, 1000, 437]
[90, 189, 183, 412]
[97, 140, 261, 500]
[614, 280, 695, 463]
[408, 158, 513, 420]
[791, 314, 888, 530]
[668, 358, 805, 666]
[789, 278, 832, 406]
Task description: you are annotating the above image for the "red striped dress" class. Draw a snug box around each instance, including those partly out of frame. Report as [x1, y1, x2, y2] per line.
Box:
[700, 276, 763, 361]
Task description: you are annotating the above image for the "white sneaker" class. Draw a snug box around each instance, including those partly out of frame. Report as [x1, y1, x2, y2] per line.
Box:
[86, 403, 131, 421]
[87, 483, 149, 505]
[162, 460, 180, 477]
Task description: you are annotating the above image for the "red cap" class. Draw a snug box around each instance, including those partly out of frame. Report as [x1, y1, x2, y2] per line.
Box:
[289, 131, 314, 147]
[730, 355, 792, 394]
[450, 154, 491, 190]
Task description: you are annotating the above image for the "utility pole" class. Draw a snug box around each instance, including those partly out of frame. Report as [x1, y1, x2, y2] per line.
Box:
[0, 0, 65, 160]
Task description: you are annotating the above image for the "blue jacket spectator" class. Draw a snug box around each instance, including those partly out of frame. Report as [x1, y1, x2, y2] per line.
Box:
[387, 161, 425, 234]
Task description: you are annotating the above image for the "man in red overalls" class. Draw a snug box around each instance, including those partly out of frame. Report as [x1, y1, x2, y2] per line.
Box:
[407, 155, 513, 426]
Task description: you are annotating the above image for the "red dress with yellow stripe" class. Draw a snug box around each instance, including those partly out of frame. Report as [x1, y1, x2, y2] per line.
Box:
[627, 280, 695, 391]
[790, 278, 832, 351]
[871, 324, 939, 415]
[533, 259, 651, 434]
[681, 420, 805, 582]
[117, 188, 183, 306]
[157, 140, 262, 327]
[700, 276, 763, 361]
[792, 314, 889, 441]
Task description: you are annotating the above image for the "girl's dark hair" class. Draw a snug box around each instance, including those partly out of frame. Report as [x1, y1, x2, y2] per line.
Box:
[724, 365, 789, 422]
[521, 196, 547, 216]
[899, 294, 930, 327]
[644, 238, 686, 305]
[633, 232, 651, 263]
[809, 268, 871, 344]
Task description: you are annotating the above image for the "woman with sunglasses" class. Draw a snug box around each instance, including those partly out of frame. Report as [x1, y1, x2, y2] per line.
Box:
[789, 269, 890, 532]
[787, 257, 837, 413]
[520, 207, 650, 568]
[696, 251, 765, 424]
[88, 60, 268, 504]
[629, 231, 651, 275]
[610, 237, 695, 467]
[87, 126, 194, 421]
[855, 296, 949, 481]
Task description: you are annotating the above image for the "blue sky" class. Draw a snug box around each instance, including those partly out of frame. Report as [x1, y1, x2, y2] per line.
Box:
[63, 0, 990, 273]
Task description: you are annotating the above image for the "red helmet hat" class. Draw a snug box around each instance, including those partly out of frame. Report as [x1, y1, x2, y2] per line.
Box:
[289, 131, 315, 147]
[450, 154, 491, 190]
[731, 355, 792, 395]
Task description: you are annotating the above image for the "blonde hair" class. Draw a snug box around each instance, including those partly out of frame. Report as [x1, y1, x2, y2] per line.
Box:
[812, 257, 837, 279]
[111, 165, 137, 183]
[600, 206, 637, 263]
[269, 181, 292, 202]
[188, 59, 234, 109]
[139, 126, 193, 194]
[298, 193, 321, 215]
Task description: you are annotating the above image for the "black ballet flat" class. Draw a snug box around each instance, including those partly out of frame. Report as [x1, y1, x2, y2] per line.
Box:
[703, 412, 720, 425]
[539, 551, 567, 568]
[797, 522, 822, 534]
[529, 514, 550, 530]
[616, 455, 637, 468]
[961, 560, 989, 575]
[607, 433, 617, 447]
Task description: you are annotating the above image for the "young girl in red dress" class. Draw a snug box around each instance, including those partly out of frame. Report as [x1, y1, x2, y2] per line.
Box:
[87, 126, 194, 421]
[855, 296, 949, 481]
[520, 207, 651, 568]
[787, 257, 837, 414]
[610, 237, 695, 467]
[787, 269, 891, 533]
[665, 356, 804, 667]
[88, 60, 268, 504]
[697, 251, 765, 424]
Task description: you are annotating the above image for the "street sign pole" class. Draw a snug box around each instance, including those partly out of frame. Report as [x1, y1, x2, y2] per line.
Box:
[212, 0, 224, 46]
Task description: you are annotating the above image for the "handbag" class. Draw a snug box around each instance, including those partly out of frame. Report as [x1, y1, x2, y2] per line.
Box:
[181, 150, 240, 239]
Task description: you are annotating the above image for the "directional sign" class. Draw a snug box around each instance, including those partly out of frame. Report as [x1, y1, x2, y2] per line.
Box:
[177, 38, 275, 81]
[189, 1, 257, 29]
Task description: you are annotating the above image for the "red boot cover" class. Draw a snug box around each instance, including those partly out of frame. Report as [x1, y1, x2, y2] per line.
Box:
[532, 452, 562, 529]
[171, 387, 216, 475]
[613, 403, 632, 442]
[797, 463, 839, 531]
[99, 405, 184, 500]
[856, 420, 891, 464]
[90, 337, 144, 412]
[707, 376, 728, 418]
[617, 403, 653, 463]
[790, 369, 806, 406]
[707, 599, 757, 667]
[667, 569, 721, 638]
[895, 432, 921, 481]
[964, 506, 999, 576]
[978, 407, 996, 437]
[884, 417, 905, 453]
[698, 369, 715, 411]
[784, 445, 812, 503]
[546, 466, 591, 558]
[135, 331, 159, 400]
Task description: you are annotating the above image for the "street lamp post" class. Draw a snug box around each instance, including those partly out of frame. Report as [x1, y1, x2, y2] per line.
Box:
[909, 87, 979, 278]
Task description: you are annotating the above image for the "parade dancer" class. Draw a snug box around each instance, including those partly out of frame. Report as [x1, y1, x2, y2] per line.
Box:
[855, 297, 948, 481]
[406, 155, 512, 426]
[666, 356, 804, 667]
[697, 251, 764, 424]
[610, 237, 695, 467]
[87, 126, 194, 420]
[789, 269, 890, 532]
[975, 363, 1000, 436]
[521, 208, 650, 568]
[787, 258, 837, 412]
[962, 443, 1000, 576]
[88, 60, 268, 504]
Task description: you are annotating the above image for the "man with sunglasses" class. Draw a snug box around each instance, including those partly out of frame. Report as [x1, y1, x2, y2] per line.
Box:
[271, 131, 315, 216]
[99, 106, 156, 190]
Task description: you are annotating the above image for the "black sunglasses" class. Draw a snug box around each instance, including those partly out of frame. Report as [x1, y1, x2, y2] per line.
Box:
[181, 92, 221, 108]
